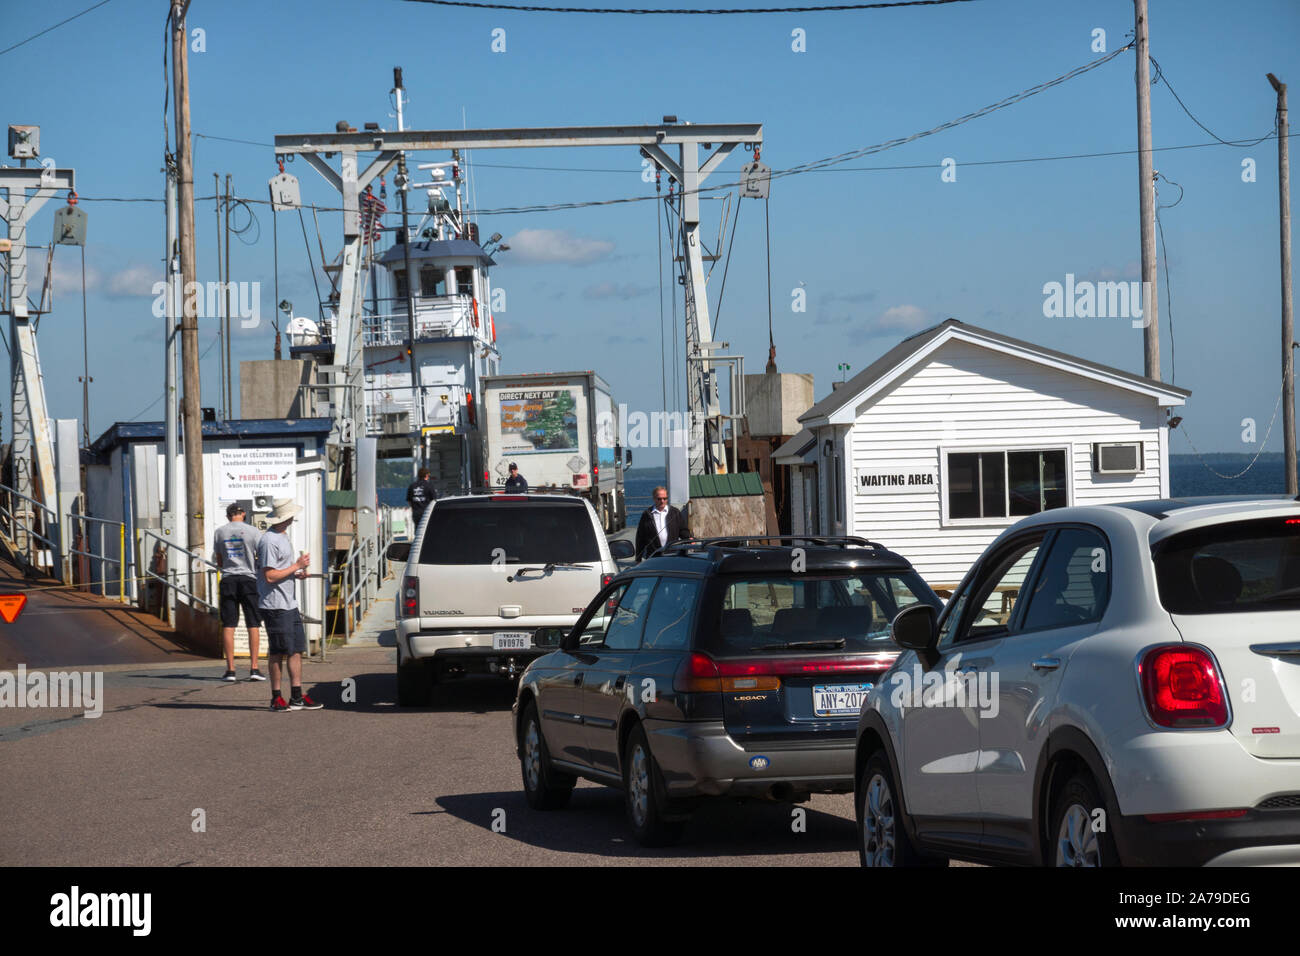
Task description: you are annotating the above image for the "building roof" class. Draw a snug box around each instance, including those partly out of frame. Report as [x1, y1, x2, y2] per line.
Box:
[772, 428, 816, 465]
[89, 418, 334, 457]
[689, 473, 765, 497]
[798, 319, 1191, 428]
[377, 239, 496, 268]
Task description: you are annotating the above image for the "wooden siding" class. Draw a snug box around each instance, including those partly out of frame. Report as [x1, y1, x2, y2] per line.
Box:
[846, 339, 1166, 587]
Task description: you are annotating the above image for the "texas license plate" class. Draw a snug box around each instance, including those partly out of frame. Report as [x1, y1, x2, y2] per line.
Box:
[813, 683, 872, 717]
[492, 631, 532, 651]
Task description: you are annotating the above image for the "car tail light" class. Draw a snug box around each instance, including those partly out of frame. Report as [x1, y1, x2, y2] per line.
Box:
[1139, 644, 1229, 728]
[675, 652, 721, 693]
[401, 575, 419, 618]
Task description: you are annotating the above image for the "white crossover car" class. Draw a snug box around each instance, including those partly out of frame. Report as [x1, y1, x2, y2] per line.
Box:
[854, 495, 1300, 867]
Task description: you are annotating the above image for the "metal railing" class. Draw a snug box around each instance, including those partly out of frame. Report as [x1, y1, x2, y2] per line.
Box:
[362, 297, 477, 345]
[0, 482, 60, 576]
[138, 527, 221, 614]
[328, 505, 399, 645]
[65, 511, 128, 601]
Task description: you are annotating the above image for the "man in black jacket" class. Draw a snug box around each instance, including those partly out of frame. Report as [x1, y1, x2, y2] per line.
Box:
[634, 486, 690, 560]
[406, 467, 437, 529]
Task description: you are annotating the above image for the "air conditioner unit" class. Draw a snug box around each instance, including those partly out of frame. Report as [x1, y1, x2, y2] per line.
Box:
[1093, 441, 1143, 475]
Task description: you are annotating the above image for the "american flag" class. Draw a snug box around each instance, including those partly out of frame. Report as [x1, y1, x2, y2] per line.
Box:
[360, 188, 386, 243]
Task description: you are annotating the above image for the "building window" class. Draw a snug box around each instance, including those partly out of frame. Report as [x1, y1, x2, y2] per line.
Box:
[946, 448, 1067, 521]
[420, 267, 446, 297]
[454, 267, 475, 298]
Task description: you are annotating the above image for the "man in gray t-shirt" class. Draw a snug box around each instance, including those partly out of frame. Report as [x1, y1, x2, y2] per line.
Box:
[214, 503, 264, 682]
[256, 499, 319, 711]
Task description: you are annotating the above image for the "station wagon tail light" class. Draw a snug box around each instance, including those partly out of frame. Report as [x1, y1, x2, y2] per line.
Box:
[1139, 644, 1228, 728]
[402, 575, 419, 618]
[675, 652, 722, 693]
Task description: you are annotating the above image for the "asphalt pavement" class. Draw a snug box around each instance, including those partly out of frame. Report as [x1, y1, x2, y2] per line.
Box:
[0, 646, 868, 866]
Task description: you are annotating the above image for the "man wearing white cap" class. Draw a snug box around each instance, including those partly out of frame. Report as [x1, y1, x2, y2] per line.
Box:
[256, 498, 321, 712]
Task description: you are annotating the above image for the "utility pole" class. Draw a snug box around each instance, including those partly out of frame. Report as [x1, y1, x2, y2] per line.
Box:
[393, 67, 419, 426]
[171, 0, 205, 600]
[1135, 0, 1160, 381]
[213, 172, 224, 419]
[1268, 73, 1296, 496]
[224, 173, 233, 419]
[163, 156, 181, 622]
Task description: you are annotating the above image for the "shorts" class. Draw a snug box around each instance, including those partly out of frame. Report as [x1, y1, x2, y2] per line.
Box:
[219, 575, 262, 628]
[261, 608, 307, 656]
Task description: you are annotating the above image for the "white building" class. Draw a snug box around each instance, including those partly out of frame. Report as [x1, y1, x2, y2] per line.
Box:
[775, 320, 1190, 590]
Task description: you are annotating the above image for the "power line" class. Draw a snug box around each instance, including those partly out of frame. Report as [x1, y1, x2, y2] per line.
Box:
[399, 0, 974, 13]
[1150, 56, 1278, 148]
[0, 0, 114, 57]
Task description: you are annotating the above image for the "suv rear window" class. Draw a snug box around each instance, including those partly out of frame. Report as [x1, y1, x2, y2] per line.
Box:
[1153, 517, 1300, 614]
[700, 571, 937, 655]
[418, 500, 600, 565]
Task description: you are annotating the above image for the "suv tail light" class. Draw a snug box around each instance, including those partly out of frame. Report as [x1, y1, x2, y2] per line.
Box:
[401, 575, 419, 618]
[1139, 644, 1229, 728]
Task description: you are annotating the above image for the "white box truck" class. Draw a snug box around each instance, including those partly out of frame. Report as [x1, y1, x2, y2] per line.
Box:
[480, 371, 627, 531]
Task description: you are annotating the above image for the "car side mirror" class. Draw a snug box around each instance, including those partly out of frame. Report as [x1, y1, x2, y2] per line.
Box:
[608, 539, 634, 560]
[386, 542, 411, 563]
[891, 603, 939, 669]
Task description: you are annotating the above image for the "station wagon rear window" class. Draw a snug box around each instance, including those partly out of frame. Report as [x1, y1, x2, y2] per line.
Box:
[704, 572, 936, 655]
[418, 501, 600, 565]
[1153, 517, 1300, 614]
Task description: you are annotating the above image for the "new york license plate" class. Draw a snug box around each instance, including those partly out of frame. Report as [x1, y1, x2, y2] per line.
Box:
[813, 683, 872, 717]
[492, 631, 532, 651]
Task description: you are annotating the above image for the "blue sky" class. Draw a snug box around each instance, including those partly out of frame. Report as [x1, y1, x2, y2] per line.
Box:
[3, 0, 1299, 458]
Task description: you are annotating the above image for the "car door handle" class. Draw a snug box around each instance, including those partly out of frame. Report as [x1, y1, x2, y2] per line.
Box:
[1031, 658, 1061, 672]
[572, 673, 584, 686]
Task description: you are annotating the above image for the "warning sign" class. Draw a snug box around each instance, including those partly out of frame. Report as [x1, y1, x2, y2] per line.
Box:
[0, 593, 28, 623]
[218, 448, 296, 499]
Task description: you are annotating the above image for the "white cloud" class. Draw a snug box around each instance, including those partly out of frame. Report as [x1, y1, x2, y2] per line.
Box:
[106, 263, 161, 298]
[507, 229, 615, 265]
[876, 304, 931, 333]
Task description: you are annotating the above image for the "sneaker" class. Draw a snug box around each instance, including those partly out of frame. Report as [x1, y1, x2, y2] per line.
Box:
[289, 695, 323, 711]
[246, 670, 267, 682]
[270, 696, 290, 712]
[222, 670, 238, 682]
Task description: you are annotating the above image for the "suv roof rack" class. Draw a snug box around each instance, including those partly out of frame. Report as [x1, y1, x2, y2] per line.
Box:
[655, 535, 893, 559]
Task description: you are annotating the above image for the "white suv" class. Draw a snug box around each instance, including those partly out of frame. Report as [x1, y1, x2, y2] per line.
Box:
[392, 492, 617, 706]
[854, 495, 1300, 867]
